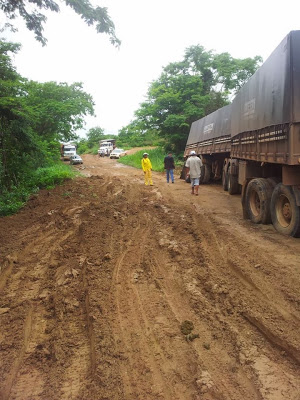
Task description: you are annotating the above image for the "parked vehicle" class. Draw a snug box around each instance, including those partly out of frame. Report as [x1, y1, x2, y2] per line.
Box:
[60, 142, 77, 161]
[70, 155, 83, 165]
[183, 31, 300, 237]
[110, 148, 127, 159]
[98, 139, 116, 157]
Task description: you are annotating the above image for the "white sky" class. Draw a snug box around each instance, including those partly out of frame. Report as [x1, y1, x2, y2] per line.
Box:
[2, 0, 300, 137]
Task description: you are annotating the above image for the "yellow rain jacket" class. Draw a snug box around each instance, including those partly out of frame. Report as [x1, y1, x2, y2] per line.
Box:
[141, 157, 152, 171]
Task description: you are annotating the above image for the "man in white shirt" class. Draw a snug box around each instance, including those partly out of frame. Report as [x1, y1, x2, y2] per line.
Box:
[185, 150, 202, 195]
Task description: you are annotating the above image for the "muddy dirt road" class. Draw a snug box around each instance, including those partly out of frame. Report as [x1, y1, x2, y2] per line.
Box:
[0, 154, 299, 400]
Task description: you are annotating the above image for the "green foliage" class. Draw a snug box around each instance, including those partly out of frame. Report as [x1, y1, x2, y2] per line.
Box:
[118, 147, 179, 173]
[120, 44, 262, 153]
[0, 39, 94, 215]
[0, 0, 120, 47]
[23, 80, 95, 142]
[30, 163, 75, 188]
[0, 163, 76, 216]
[76, 139, 89, 154]
[0, 39, 95, 192]
[86, 126, 105, 147]
[117, 121, 161, 148]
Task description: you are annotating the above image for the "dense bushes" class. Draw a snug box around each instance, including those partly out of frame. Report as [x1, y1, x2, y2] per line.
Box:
[0, 163, 76, 216]
[0, 40, 94, 215]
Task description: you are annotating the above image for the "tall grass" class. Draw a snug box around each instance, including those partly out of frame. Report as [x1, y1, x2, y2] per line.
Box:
[118, 148, 166, 172]
[118, 147, 183, 173]
[0, 163, 77, 216]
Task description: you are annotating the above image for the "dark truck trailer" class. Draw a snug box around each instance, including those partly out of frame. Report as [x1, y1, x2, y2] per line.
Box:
[183, 30, 300, 237]
[183, 104, 232, 184]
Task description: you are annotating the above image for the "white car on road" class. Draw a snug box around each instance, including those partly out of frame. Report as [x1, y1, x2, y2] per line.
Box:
[109, 149, 127, 159]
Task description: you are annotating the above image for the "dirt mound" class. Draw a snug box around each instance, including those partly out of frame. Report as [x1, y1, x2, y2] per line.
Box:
[0, 155, 299, 399]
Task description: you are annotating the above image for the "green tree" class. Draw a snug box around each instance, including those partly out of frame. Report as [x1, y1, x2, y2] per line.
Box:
[122, 45, 262, 153]
[118, 120, 160, 148]
[0, 0, 120, 46]
[0, 40, 34, 188]
[86, 126, 105, 148]
[0, 39, 95, 190]
[23, 80, 95, 142]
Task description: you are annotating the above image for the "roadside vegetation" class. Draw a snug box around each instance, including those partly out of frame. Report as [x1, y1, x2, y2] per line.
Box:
[0, 163, 76, 216]
[0, 41, 93, 215]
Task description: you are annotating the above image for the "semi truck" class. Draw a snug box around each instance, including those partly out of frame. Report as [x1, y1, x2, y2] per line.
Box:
[183, 30, 300, 237]
[60, 142, 77, 161]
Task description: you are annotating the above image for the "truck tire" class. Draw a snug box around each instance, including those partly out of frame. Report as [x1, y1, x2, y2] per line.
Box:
[222, 169, 228, 191]
[228, 173, 239, 195]
[270, 184, 300, 237]
[245, 178, 273, 224]
[200, 164, 211, 184]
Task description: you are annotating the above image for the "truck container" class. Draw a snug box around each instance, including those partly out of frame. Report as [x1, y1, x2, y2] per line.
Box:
[183, 30, 300, 237]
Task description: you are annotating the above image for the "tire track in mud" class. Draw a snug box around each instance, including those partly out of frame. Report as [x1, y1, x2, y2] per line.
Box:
[109, 192, 258, 400]
[0, 304, 33, 400]
[105, 184, 196, 399]
[147, 205, 263, 399]
[189, 206, 300, 365]
[0, 202, 96, 399]
[164, 191, 300, 398]
[111, 211, 166, 398]
[112, 222, 193, 400]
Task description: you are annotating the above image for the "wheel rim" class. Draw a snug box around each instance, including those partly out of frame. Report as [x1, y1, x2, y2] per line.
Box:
[249, 190, 260, 217]
[276, 194, 292, 227]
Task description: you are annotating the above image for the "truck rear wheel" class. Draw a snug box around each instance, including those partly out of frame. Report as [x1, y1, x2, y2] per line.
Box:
[200, 164, 211, 184]
[271, 184, 300, 237]
[228, 174, 239, 195]
[245, 178, 273, 224]
[222, 169, 228, 191]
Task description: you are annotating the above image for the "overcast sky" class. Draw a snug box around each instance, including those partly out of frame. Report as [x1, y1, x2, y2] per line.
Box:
[2, 0, 300, 137]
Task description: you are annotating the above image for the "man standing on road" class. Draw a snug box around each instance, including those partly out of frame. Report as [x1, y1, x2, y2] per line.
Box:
[164, 152, 175, 183]
[185, 150, 202, 195]
[141, 153, 153, 186]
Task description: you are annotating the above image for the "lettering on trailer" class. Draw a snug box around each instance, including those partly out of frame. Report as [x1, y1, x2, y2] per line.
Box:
[244, 99, 256, 119]
[203, 123, 214, 135]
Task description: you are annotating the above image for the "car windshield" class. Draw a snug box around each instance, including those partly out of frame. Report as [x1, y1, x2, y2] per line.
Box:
[114, 149, 123, 153]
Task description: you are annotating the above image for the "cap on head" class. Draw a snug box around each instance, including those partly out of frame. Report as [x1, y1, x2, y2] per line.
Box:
[143, 153, 148, 156]
[190, 150, 196, 155]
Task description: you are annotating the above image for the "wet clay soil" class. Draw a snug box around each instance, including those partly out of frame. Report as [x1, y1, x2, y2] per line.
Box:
[0, 154, 299, 400]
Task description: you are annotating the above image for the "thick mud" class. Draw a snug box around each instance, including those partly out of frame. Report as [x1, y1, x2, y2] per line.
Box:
[0, 154, 299, 400]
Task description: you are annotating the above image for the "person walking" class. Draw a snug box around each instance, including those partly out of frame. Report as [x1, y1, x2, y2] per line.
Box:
[141, 153, 153, 186]
[185, 150, 202, 195]
[164, 152, 175, 183]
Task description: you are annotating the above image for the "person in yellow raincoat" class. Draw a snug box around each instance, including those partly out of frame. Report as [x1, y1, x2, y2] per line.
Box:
[141, 153, 153, 186]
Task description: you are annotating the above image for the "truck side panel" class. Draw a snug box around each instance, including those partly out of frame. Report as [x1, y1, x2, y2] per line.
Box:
[231, 31, 300, 137]
[291, 31, 300, 122]
[186, 104, 231, 145]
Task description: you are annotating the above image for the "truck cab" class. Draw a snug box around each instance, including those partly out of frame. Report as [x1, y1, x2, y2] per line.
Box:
[60, 143, 77, 161]
[98, 139, 116, 157]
